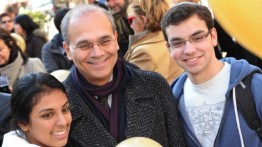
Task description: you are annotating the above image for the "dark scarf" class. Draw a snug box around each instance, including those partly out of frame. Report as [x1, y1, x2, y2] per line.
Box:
[72, 59, 131, 142]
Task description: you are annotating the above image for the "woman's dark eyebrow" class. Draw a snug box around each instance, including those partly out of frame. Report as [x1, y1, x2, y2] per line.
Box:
[63, 101, 70, 107]
[38, 101, 70, 114]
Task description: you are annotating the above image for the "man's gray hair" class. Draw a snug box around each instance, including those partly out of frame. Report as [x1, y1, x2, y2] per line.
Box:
[61, 4, 116, 44]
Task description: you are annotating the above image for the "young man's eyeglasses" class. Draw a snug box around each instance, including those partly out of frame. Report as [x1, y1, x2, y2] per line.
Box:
[70, 38, 116, 51]
[127, 16, 136, 25]
[168, 30, 211, 50]
[1, 20, 12, 24]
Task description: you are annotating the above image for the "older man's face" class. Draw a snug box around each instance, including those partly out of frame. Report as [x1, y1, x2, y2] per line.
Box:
[64, 12, 119, 86]
[106, 0, 125, 14]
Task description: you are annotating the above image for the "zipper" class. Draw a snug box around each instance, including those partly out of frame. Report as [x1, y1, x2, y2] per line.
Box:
[213, 93, 231, 147]
[179, 110, 201, 146]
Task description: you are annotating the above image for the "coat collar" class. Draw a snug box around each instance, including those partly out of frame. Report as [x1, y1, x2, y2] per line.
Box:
[126, 31, 165, 55]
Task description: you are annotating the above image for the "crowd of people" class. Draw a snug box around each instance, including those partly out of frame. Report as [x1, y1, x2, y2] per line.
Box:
[0, 0, 262, 147]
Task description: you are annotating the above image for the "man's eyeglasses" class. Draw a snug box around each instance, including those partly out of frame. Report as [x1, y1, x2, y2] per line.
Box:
[127, 16, 136, 25]
[1, 20, 12, 24]
[70, 38, 116, 51]
[168, 30, 211, 50]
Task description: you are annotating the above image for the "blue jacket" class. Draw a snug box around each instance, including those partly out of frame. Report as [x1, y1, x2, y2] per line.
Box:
[171, 57, 262, 147]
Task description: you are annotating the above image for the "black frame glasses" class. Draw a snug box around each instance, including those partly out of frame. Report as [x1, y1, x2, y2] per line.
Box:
[168, 30, 211, 50]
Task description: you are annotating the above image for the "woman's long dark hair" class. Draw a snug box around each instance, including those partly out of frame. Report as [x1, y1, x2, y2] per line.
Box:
[14, 14, 39, 36]
[0, 29, 28, 67]
[11, 72, 67, 132]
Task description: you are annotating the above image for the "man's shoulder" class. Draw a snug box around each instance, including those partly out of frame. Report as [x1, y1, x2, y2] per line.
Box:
[171, 73, 187, 88]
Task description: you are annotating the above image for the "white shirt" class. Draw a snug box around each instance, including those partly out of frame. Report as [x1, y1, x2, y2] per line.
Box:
[184, 62, 231, 147]
[2, 130, 40, 147]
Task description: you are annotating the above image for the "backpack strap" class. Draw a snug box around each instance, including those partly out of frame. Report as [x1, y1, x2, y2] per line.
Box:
[235, 72, 262, 141]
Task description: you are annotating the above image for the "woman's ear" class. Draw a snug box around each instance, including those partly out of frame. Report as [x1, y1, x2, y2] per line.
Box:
[18, 122, 29, 132]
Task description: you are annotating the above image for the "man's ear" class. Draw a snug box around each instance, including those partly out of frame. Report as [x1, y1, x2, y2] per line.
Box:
[210, 28, 218, 47]
[114, 31, 119, 51]
[63, 42, 73, 61]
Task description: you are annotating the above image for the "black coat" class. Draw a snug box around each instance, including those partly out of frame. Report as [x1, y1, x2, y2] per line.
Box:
[0, 92, 11, 146]
[63, 66, 186, 147]
[25, 32, 46, 60]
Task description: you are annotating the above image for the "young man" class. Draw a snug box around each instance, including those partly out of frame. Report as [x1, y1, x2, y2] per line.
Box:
[161, 2, 262, 147]
[61, 5, 186, 147]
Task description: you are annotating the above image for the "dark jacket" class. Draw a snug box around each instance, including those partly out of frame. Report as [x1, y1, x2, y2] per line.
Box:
[42, 34, 72, 73]
[64, 66, 186, 147]
[0, 92, 11, 146]
[25, 29, 47, 60]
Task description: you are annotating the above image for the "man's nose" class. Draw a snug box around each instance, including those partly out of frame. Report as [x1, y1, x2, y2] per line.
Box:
[183, 41, 197, 54]
[56, 113, 67, 126]
[89, 44, 104, 57]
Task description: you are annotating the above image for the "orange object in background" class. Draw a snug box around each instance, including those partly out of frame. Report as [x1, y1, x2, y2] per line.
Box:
[209, 0, 262, 58]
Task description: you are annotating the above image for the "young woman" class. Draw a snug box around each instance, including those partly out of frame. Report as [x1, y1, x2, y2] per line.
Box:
[2, 72, 72, 147]
[14, 14, 47, 59]
[0, 29, 45, 91]
[125, 0, 184, 84]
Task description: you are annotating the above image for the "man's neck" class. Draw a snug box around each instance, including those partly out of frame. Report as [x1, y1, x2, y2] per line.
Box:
[188, 59, 224, 85]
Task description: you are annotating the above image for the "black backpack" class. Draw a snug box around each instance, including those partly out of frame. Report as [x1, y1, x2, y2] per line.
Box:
[236, 72, 262, 141]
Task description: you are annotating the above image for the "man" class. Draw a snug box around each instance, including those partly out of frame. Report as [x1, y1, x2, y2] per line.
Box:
[42, 8, 72, 73]
[0, 13, 26, 52]
[161, 2, 262, 147]
[0, 92, 11, 146]
[105, 0, 133, 57]
[61, 5, 186, 147]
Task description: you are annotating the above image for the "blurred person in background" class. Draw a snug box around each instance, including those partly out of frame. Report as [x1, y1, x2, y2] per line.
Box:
[0, 13, 14, 33]
[105, 0, 134, 57]
[4, 5, 17, 20]
[0, 13, 26, 52]
[14, 14, 47, 60]
[87, 0, 108, 10]
[125, 0, 184, 84]
[2, 72, 72, 147]
[42, 8, 72, 73]
[0, 29, 45, 91]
